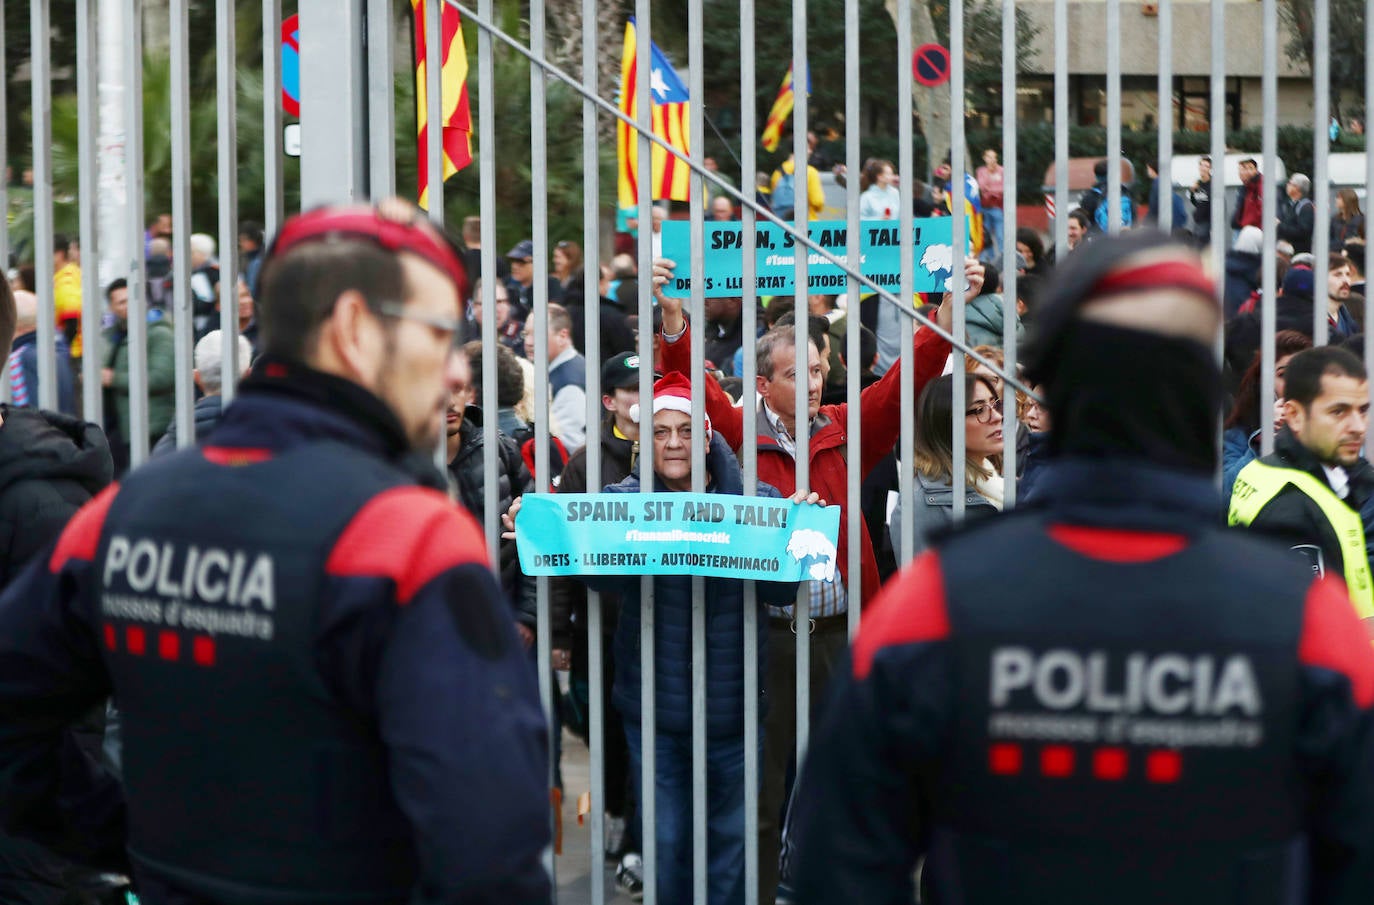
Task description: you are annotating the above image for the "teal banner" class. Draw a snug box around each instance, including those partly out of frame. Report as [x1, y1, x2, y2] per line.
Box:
[658, 217, 957, 298]
[516, 492, 841, 582]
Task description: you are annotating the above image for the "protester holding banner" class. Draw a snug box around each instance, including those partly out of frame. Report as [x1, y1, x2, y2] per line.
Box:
[653, 254, 982, 904]
[575, 373, 822, 905]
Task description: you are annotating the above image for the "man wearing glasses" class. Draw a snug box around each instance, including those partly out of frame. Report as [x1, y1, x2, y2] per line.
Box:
[0, 202, 552, 904]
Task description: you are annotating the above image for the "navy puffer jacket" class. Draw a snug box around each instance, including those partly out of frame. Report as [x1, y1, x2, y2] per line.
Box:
[584, 432, 798, 738]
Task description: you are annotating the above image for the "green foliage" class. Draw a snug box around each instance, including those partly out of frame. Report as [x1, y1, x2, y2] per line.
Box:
[1279, 0, 1367, 122]
[935, 1, 1043, 117]
[695, 0, 902, 173]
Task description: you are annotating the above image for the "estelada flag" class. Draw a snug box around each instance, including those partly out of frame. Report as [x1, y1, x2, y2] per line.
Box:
[760, 65, 798, 153]
[412, 0, 473, 210]
[617, 18, 691, 207]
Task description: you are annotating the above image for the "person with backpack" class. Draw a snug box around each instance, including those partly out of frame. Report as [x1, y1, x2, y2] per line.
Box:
[1078, 159, 1136, 233]
[770, 152, 825, 220]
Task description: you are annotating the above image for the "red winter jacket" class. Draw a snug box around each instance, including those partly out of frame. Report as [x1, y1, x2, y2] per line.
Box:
[661, 324, 951, 605]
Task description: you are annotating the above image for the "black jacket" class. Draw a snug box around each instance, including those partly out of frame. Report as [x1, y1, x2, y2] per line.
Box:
[0, 406, 112, 589]
[149, 394, 227, 459]
[1240, 427, 1374, 584]
[1277, 196, 1316, 255]
[446, 405, 533, 623]
[549, 417, 639, 649]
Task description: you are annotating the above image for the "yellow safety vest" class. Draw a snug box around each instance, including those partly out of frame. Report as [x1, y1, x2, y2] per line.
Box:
[1229, 460, 1374, 620]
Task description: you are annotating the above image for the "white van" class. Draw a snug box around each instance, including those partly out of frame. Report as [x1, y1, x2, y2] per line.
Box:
[1170, 153, 1288, 192]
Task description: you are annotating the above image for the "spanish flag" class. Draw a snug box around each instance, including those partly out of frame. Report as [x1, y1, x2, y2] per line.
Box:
[760, 65, 798, 153]
[412, 0, 473, 210]
[617, 19, 692, 207]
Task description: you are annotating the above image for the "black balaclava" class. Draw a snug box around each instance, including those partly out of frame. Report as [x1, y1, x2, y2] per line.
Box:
[1023, 232, 1223, 476]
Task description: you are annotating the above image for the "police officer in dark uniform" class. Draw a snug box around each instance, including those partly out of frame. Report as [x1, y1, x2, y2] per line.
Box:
[0, 202, 551, 904]
[791, 232, 1374, 904]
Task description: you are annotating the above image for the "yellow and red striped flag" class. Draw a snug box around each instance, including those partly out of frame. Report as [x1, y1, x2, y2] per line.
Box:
[617, 19, 692, 208]
[412, 0, 473, 210]
[760, 65, 798, 153]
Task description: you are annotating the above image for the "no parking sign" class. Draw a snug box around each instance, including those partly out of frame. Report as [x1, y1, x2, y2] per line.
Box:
[282, 14, 300, 118]
[912, 43, 951, 87]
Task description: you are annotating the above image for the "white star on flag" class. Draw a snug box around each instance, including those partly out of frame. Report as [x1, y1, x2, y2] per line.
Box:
[651, 67, 670, 100]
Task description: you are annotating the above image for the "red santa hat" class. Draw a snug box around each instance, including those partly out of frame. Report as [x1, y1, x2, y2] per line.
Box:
[629, 372, 711, 444]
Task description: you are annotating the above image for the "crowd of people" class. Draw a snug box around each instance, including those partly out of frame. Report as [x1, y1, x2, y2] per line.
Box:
[1, 144, 1374, 904]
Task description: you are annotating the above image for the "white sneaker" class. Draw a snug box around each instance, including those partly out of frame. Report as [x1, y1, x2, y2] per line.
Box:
[615, 852, 644, 902]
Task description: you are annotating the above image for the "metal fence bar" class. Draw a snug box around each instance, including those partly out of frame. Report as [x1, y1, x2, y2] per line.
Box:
[738, 1, 761, 898]
[1209, 0, 1226, 307]
[1053, 0, 1068, 254]
[687, 0, 709, 897]
[791, 0, 813, 779]
[633, 0, 657, 896]
[126, 0, 150, 467]
[1105, 0, 1122, 234]
[527, 0, 557, 888]
[477, 0, 499, 563]
[1259, 0, 1278, 456]
[895, 0, 915, 567]
[216, 0, 240, 409]
[1001, 0, 1018, 507]
[843, 0, 861, 637]
[426, 0, 444, 223]
[578, 0, 605, 897]
[75, 0, 102, 425]
[29, 0, 56, 413]
[1157, 0, 1173, 235]
[367, 0, 396, 201]
[950, 0, 967, 519]
[263, 0, 284, 238]
[170, 0, 194, 447]
[1310, 0, 1330, 345]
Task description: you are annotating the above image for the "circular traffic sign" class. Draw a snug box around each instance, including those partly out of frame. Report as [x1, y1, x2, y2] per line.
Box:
[282, 14, 300, 119]
[912, 43, 951, 88]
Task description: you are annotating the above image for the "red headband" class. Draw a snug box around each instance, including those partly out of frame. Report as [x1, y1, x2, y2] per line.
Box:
[1090, 260, 1216, 303]
[268, 206, 469, 299]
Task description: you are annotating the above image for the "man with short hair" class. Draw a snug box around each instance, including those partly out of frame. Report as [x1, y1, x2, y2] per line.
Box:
[5, 289, 75, 414]
[710, 195, 735, 221]
[1278, 173, 1316, 255]
[524, 302, 587, 453]
[237, 219, 264, 295]
[189, 233, 220, 340]
[1231, 345, 1374, 623]
[1065, 208, 1090, 254]
[0, 201, 552, 904]
[796, 231, 1374, 903]
[1231, 157, 1264, 231]
[506, 238, 562, 310]
[100, 277, 177, 472]
[1327, 253, 1360, 339]
[1189, 155, 1213, 245]
[149, 330, 253, 458]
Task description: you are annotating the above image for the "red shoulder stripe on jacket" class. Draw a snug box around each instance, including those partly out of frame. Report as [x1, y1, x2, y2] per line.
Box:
[851, 550, 949, 680]
[325, 486, 491, 605]
[1299, 575, 1374, 707]
[48, 484, 120, 573]
[1047, 524, 1188, 563]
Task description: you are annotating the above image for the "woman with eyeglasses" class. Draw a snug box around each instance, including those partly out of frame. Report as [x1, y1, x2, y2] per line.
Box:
[887, 372, 1005, 558]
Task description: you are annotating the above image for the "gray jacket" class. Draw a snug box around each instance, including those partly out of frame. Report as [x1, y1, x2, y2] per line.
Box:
[887, 471, 999, 558]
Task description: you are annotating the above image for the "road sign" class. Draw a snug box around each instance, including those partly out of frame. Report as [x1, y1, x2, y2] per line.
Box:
[282, 14, 300, 118]
[912, 43, 951, 88]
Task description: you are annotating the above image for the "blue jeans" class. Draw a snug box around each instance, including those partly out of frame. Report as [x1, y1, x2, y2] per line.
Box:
[981, 205, 1004, 263]
[624, 722, 753, 905]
